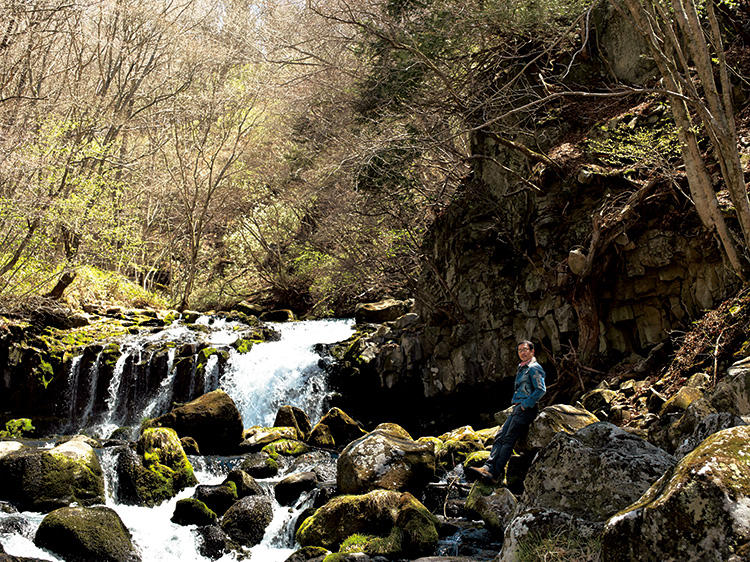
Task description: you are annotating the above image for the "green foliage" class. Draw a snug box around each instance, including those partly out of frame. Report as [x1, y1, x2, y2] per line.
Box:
[586, 114, 681, 170]
[0, 418, 35, 438]
[516, 529, 601, 562]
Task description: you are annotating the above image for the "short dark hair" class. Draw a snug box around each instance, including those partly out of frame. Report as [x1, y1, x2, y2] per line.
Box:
[517, 340, 534, 351]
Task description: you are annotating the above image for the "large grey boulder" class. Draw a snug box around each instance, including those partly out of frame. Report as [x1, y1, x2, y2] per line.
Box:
[34, 506, 140, 562]
[0, 437, 104, 512]
[601, 425, 750, 561]
[146, 389, 243, 454]
[522, 422, 675, 521]
[337, 429, 436, 495]
[465, 482, 517, 536]
[500, 508, 604, 562]
[673, 412, 747, 459]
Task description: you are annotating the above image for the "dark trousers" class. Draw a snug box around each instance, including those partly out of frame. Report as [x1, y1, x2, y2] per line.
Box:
[485, 404, 537, 478]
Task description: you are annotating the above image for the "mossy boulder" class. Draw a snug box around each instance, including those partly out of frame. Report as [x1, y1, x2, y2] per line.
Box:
[241, 426, 299, 449]
[308, 423, 336, 448]
[34, 506, 140, 562]
[274, 405, 313, 440]
[116, 428, 197, 506]
[602, 425, 750, 561]
[522, 422, 675, 522]
[275, 472, 319, 506]
[222, 468, 264, 499]
[372, 423, 412, 440]
[146, 389, 243, 454]
[171, 498, 217, 526]
[520, 405, 599, 451]
[194, 482, 238, 517]
[435, 426, 484, 470]
[285, 545, 330, 561]
[465, 482, 517, 536]
[239, 452, 279, 479]
[337, 429, 436, 495]
[296, 490, 437, 558]
[0, 436, 105, 512]
[262, 438, 311, 459]
[312, 408, 367, 450]
[220, 496, 274, 546]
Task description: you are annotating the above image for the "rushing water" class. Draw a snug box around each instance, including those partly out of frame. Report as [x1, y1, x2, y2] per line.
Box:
[0, 318, 354, 562]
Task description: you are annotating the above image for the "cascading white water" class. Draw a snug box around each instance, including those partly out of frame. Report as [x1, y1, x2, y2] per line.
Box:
[0, 318, 354, 562]
[221, 319, 355, 427]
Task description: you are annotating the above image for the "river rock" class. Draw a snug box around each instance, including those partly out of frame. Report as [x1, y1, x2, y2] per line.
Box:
[311, 407, 367, 449]
[239, 452, 279, 478]
[194, 483, 238, 517]
[274, 405, 313, 440]
[296, 489, 438, 557]
[195, 525, 239, 560]
[222, 468, 264, 498]
[285, 546, 330, 561]
[499, 508, 604, 562]
[146, 389, 243, 454]
[522, 422, 675, 521]
[354, 299, 412, 324]
[520, 404, 600, 450]
[337, 429, 436, 495]
[241, 426, 298, 450]
[0, 436, 105, 512]
[171, 498, 217, 526]
[275, 472, 319, 506]
[220, 496, 273, 546]
[34, 506, 140, 562]
[117, 429, 197, 506]
[601, 425, 750, 561]
[465, 482, 517, 536]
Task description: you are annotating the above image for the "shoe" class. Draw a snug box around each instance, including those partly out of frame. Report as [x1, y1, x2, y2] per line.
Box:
[466, 466, 497, 483]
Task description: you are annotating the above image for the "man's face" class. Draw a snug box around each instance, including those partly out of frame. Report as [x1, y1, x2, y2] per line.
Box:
[517, 343, 533, 362]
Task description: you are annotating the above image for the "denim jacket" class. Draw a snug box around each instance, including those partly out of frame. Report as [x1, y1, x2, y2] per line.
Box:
[511, 359, 546, 409]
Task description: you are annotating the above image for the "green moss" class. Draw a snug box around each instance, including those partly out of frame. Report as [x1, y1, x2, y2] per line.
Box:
[231, 338, 254, 354]
[463, 450, 490, 471]
[0, 418, 35, 438]
[261, 439, 311, 459]
[134, 428, 198, 506]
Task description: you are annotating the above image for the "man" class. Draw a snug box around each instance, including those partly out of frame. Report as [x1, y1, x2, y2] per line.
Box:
[467, 340, 546, 484]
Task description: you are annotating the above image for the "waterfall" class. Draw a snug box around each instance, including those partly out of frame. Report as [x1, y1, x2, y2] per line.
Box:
[222, 320, 355, 427]
[0, 317, 354, 562]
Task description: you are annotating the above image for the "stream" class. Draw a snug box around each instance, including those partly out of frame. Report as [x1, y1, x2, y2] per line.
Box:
[0, 317, 355, 562]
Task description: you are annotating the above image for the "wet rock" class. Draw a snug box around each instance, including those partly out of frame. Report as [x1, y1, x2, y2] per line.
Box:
[222, 468, 263, 499]
[522, 422, 675, 521]
[274, 405, 313, 440]
[117, 428, 197, 507]
[194, 525, 239, 560]
[354, 299, 412, 324]
[220, 496, 273, 547]
[296, 489, 438, 557]
[194, 483, 238, 517]
[262, 439, 311, 459]
[146, 389, 243, 454]
[275, 472, 319, 506]
[239, 452, 279, 479]
[465, 482, 517, 535]
[34, 506, 140, 562]
[284, 546, 330, 562]
[373, 422, 412, 440]
[171, 498, 217, 526]
[500, 508, 604, 562]
[0, 436, 105, 512]
[337, 429, 436, 495]
[520, 405, 599, 451]
[311, 408, 367, 449]
[240, 426, 298, 450]
[673, 412, 747, 459]
[308, 423, 335, 448]
[602, 425, 750, 561]
[0, 513, 32, 537]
